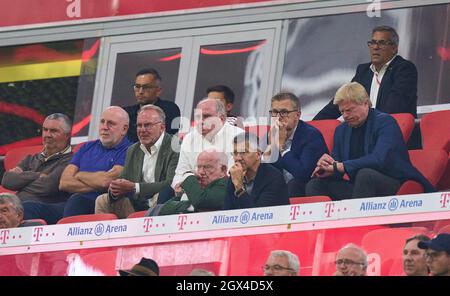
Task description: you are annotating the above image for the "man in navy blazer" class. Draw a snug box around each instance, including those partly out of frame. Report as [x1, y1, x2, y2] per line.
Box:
[263, 93, 328, 197]
[306, 82, 434, 200]
[314, 26, 418, 120]
[224, 132, 288, 210]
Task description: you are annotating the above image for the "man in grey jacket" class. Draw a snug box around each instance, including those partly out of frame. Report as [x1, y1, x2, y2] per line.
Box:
[1, 113, 73, 204]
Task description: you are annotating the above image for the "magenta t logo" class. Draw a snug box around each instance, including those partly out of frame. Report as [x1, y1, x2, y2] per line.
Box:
[441, 193, 450, 208]
[324, 203, 335, 218]
[178, 215, 188, 231]
[33, 227, 44, 242]
[0, 229, 9, 244]
[143, 218, 153, 233]
[289, 205, 300, 221]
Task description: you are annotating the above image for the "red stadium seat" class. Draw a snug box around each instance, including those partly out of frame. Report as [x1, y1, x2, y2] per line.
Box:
[57, 213, 118, 224]
[23, 219, 47, 226]
[72, 141, 88, 153]
[434, 219, 450, 234]
[396, 149, 447, 195]
[127, 211, 147, 219]
[4, 145, 43, 170]
[438, 224, 450, 234]
[307, 119, 340, 153]
[81, 250, 118, 276]
[361, 227, 429, 276]
[289, 195, 332, 204]
[391, 113, 415, 143]
[0, 185, 16, 194]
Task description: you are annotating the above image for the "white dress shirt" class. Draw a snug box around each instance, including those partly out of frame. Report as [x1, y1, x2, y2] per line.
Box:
[135, 132, 164, 194]
[369, 55, 396, 107]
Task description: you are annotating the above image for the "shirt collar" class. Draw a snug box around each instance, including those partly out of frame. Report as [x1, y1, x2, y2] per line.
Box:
[195, 121, 228, 143]
[41, 145, 72, 160]
[140, 132, 165, 155]
[370, 55, 396, 74]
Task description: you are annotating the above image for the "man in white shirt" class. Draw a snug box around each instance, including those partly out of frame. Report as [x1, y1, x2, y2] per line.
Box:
[95, 105, 179, 218]
[161, 98, 242, 203]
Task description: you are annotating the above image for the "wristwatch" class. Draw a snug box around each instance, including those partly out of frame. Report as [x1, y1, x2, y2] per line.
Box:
[234, 187, 246, 197]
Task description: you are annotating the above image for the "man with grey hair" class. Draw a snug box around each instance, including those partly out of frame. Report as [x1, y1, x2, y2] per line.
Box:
[224, 132, 288, 210]
[95, 105, 179, 218]
[154, 149, 227, 216]
[263, 250, 299, 276]
[334, 244, 368, 276]
[163, 98, 242, 204]
[0, 193, 43, 228]
[315, 25, 418, 120]
[306, 82, 433, 200]
[2, 113, 73, 205]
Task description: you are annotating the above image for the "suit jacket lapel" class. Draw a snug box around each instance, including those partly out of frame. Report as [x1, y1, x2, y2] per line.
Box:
[154, 134, 169, 182]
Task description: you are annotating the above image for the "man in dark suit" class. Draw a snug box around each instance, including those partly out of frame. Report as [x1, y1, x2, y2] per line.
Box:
[95, 105, 179, 218]
[124, 68, 181, 142]
[224, 132, 288, 210]
[306, 82, 434, 200]
[263, 92, 328, 197]
[314, 25, 418, 119]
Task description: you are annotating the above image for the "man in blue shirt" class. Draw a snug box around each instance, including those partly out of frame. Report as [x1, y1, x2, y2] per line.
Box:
[23, 106, 132, 223]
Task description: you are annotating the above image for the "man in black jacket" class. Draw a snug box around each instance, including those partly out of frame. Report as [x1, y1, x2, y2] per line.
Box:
[314, 25, 418, 120]
[124, 68, 181, 142]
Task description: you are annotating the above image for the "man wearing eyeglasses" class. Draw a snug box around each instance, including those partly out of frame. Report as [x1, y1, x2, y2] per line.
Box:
[314, 25, 418, 120]
[418, 233, 450, 276]
[263, 92, 328, 197]
[124, 68, 181, 142]
[263, 250, 299, 276]
[334, 244, 368, 276]
[95, 105, 179, 218]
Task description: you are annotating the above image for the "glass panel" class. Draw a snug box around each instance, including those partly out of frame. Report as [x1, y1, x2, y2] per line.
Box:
[0, 38, 99, 154]
[110, 48, 182, 107]
[282, 3, 450, 120]
[193, 40, 266, 119]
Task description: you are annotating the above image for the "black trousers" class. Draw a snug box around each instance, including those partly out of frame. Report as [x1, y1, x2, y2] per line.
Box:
[305, 168, 401, 200]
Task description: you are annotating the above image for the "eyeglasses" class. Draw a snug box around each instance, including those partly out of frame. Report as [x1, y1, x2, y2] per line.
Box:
[269, 109, 298, 118]
[335, 259, 365, 266]
[367, 39, 394, 48]
[262, 264, 293, 272]
[137, 121, 161, 130]
[425, 251, 445, 261]
[133, 83, 159, 91]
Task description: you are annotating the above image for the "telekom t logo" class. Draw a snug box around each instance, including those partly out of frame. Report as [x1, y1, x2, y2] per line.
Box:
[33, 227, 44, 242]
[0, 229, 9, 244]
[289, 205, 301, 220]
[178, 215, 188, 231]
[440, 193, 450, 208]
[325, 203, 335, 218]
[143, 218, 153, 233]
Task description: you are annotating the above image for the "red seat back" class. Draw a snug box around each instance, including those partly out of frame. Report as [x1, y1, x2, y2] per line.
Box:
[391, 113, 415, 143]
[420, 110, 450, 152]
[408, 149, 447, 186]
[57, 213, 118, 224]
[289, 195, 331, 204]
[307, 119, 340, 153]
[127, 211, 147, 219]
[438, 224, 450, 234]
[4, 145, 43, 170]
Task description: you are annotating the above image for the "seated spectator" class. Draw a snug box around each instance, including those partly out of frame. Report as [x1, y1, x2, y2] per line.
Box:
[207, 85, 243, 128]
[403, 234, 430, 276]
[189, 268, 215, 276]
[306, 82, 434, 200]
[23, 106, 132, 223]
[119, 257, 159, 276]
[2, 113, 73, 204]
[151, 149, 227, 216]
[124, 68, 181, 141]
[263, 92, 327, 197]
[224, 132, 288, 210]
[418, 233, 450, 276]
[263, 250, 299, 276]
[164, 98, 242, 203]
[95, 105, 179, 218]
[0, 193, 43, 228]
[334, 243, 368, 276]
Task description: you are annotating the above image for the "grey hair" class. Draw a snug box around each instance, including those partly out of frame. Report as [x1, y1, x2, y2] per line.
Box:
[0, 193, 23, 216]
[197, 98, 227, 118]
[270, 250, 300, 274]
[372, 25, 399, 47]
[45, 113, 72, 134]
[233, 132, 261, 152]
[199, 148, 228, 167]
[333, 82, 372, 107]
[340, 243, 368, 269]
[271, 92, 300, 111]
[138, 104, 166, 124]
[104, 106, 130, 126]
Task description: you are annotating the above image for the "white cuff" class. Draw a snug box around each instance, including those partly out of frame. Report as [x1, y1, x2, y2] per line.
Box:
[135, 183, 140, 194]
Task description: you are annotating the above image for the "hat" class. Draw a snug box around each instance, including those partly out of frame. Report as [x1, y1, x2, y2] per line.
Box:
[119, 257, 159, 276]
[418, 233, 450, 253]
